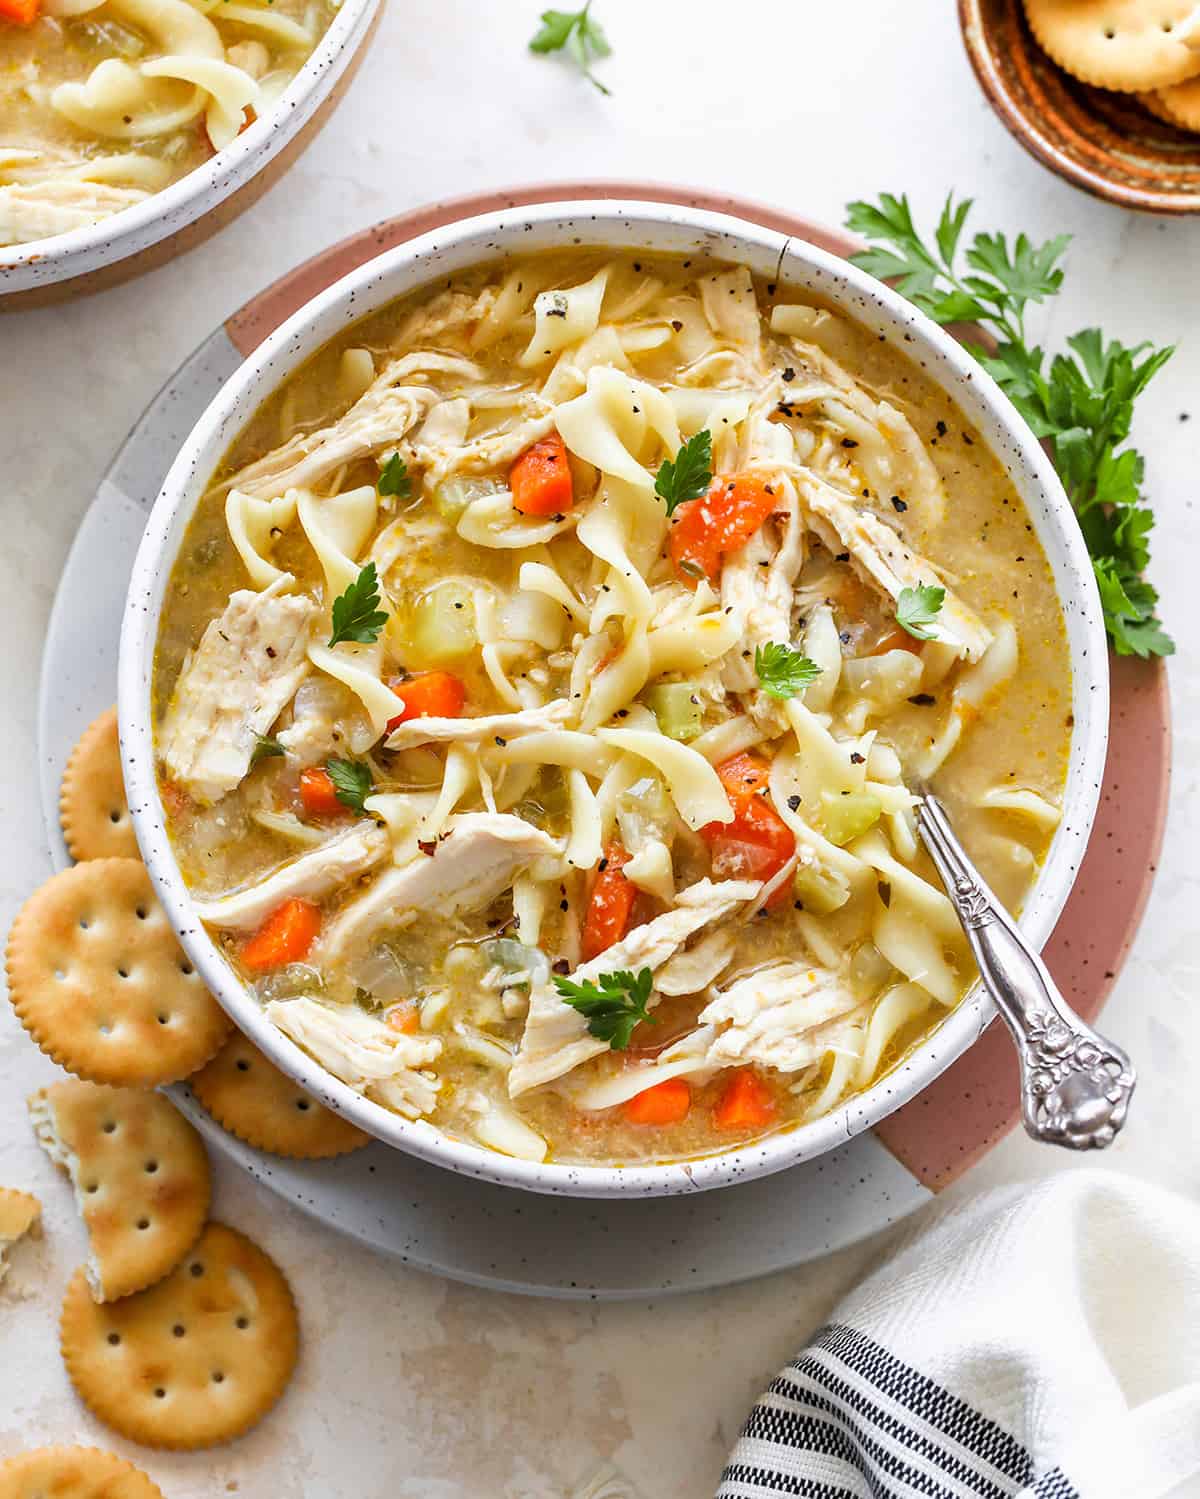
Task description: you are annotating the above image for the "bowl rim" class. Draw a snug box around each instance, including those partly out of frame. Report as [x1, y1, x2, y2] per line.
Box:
[0, 0, 379, 292]
[118, 198, 1110, 1198]
[958, 0, 1200, 216]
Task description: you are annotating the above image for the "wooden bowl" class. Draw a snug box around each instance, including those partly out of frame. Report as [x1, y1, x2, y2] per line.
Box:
[960, 0, 1200, 213]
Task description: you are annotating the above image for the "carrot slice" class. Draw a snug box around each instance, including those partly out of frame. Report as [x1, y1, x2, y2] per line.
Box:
[386, 671, 466, 733]
[386, 1003, 420, 1034]
[712, 1069, 776, 1131]
[580, 842, 637, 962]
[669, 475, 780, 585]
[0, 0, 40, 25]
[298, 766, 345, 819]
[242, 898, 322, 972]
[509, 433, 574, 516]
[623, 1078, 691, 1126]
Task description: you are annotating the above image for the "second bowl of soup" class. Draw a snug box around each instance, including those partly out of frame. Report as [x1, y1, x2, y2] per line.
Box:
[120, 202, 1108, 1196]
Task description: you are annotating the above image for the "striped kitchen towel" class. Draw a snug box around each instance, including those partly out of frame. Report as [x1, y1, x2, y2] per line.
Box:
[718, 1171, 1200, 1499]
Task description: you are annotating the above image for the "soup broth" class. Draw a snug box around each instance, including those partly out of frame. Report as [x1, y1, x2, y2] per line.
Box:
[153, 249, 1071, 1168]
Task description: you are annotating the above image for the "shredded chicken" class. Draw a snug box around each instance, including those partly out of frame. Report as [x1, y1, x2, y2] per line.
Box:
[699, 960, 863, 1071]
[268, 997, 441, 1119]
[796, 472, 992, 660]
[192, 824, 391, 931]
[159, 577, 316, 804]
[318, 813, 559, 969]
[508, 878, 759, 1097]
[0, 179, 152, 243]
[226, 353, 479, 499]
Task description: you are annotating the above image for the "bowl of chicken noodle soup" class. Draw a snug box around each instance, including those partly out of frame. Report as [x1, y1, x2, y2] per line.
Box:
[0, 0, 376, 297]
[120, 202, 1108, 1196]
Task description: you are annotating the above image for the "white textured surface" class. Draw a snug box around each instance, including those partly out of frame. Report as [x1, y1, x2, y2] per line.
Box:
[1, 2, 1198, 1495]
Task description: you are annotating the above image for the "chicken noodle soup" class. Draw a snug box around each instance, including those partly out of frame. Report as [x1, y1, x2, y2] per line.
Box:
[0, 0, 337, 246]
[153, 249, 1071, 1167]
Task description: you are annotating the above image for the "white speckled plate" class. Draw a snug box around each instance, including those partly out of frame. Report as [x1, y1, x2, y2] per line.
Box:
[36, 185, 1165, 1297]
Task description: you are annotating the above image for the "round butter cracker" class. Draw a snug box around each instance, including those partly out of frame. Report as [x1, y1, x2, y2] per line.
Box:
[60, 1222, 299, 1450]
[60, 708, 140, 863]
[0, 1446, 165, 1499]
[1024, 0, 1200, 91]
[6, 859, 230, 1087]
[29, 1079, 210, 1302]
[190, 1031, 369, 1159]
[1151, 74, 1200, 128]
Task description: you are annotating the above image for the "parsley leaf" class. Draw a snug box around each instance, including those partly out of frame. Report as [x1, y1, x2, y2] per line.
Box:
[327, 561, 388, 649]
[529, 3, 611, 94]
[325, 758, 373, 816]
[655, 429, 713, 516]
[754, 642, 822, 700]
[377, 452, 412, 499]
[250, 735, 285, 767]
[553, 966, 655, 1049]
[896, 583, 946, 640]
[844, 191, 1173, 658]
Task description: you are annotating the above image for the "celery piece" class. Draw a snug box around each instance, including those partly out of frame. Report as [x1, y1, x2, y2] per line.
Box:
[819, 789, 882, 847]
[407, 582, 478, 664]
[792, 860, 851, 915]
[643, 682, 702, 742]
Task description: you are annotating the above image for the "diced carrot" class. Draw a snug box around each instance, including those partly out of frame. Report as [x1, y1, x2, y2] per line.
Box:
[580, 842, 637, 962]
[159, 777, 194, 821]
[298, 766, 345, 819]
[237, 104, 257, 135]
[242, 898, 321, 972]
[386, 1003, 420, 1034]
[712, 1069, 776, 1131]
[669, 474, 780, 585]
[623, 1078, 691, 1126]
[509, 434, 574, 516]
[386, 671, 466, 734]
[700, 754, 795, 908]
[0, 0, 40, 25]
[871, 627, 925, 657]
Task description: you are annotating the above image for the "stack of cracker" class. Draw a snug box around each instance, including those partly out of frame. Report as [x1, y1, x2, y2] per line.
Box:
[1024, 0, 1200, 132]
[0, 709, 369, 1486]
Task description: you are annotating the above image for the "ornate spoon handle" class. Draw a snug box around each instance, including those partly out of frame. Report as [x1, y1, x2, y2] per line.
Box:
[916, 794, 1135, 1149]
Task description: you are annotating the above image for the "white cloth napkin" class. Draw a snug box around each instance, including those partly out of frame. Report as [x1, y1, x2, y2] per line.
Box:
[718, 1170, 1200, 1499]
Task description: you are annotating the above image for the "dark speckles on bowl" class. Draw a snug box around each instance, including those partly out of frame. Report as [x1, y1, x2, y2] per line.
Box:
[960, 0, 1200, 213]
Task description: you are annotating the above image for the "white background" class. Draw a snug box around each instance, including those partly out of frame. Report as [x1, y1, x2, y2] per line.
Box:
[2, 2, 1199, 1495]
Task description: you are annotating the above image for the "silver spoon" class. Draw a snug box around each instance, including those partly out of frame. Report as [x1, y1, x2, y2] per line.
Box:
[916, 793, 1135, 1150]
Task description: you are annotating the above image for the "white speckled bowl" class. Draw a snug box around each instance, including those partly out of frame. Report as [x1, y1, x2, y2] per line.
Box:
[119, 201, 1109, 1198]
[0, 0, 378, 305]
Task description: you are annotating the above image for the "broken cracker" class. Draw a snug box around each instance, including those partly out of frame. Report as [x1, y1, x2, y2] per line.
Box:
[60, 1221, 299, 1450]
[30, 1079, 209, 1302]
[6, 859, 231, 1087]
[60, 708, 140, 862]
[190, 1031, 369, 1159]
[0, 1189, 40, 1286]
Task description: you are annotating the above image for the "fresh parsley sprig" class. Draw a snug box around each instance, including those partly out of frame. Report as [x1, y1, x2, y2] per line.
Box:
[754, 642, 822, 700]
[325, 758, 373, 816]
[656, 429, 713, 516]
[529, 3, 611, 94]
[378, 452, 411, 499]
[327, 562, 388, 649]
[895, 584, 946, 641]
[553, 966, 655, 1049]
[844, 192, 1174, 659]
[250, 735, 285, 767]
